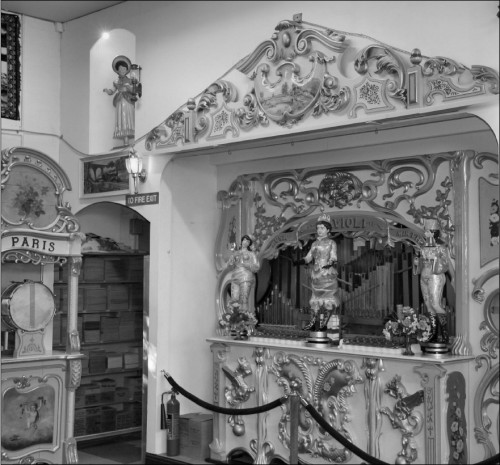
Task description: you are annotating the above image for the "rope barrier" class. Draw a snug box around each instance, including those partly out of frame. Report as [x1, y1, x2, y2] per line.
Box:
[162, 371, 287, 416]
[163, 370, 500, 465]
[301, 398, 389, 464]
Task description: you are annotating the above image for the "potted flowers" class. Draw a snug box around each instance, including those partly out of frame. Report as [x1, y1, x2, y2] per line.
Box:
[219, 304, 258, 340]
[382, 306, 432, 355]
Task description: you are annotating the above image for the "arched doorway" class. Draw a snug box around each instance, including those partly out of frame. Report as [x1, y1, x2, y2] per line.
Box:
[74, 201, 149, 462]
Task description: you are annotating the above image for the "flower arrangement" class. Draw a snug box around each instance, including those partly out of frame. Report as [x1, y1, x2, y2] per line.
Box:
[382, 306, 432, 343]
[219, 305, 258, 333]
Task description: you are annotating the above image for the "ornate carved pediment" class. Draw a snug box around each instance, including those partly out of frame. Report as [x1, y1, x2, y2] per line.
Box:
[144, 16, 498, 152]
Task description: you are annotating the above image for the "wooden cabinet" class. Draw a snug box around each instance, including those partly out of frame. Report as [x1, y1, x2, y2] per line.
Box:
[53, 253, 146, 440]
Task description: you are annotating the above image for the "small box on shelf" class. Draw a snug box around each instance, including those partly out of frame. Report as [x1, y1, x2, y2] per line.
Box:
[88, 350, 107, 373]
[116, 407, 133, 430]
[100, 316, 121, 341]
[124, 375, 142, 401]
[106, 351, 123, 371]
[95, 378, 116, 402]
[101, 406, 117, 432]
[115, 386, 129, 402]
[86, 406, 102, 435]
[179, 413, 213, 461]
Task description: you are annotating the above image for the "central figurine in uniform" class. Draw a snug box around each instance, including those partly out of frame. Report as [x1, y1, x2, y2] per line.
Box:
[303, 214, 341, 339]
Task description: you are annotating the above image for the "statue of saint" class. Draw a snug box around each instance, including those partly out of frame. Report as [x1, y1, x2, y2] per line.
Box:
[103, 55, 139, 146]
[413, 219, 454, 344]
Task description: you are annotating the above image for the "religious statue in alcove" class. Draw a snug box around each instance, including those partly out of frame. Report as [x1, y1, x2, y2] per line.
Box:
[301, 214, 342, 345]
[103, 55, 142, 146]
[413, 218, 455, 354]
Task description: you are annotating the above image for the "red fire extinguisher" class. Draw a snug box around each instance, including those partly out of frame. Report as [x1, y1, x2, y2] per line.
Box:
[166, 390, 180, 456]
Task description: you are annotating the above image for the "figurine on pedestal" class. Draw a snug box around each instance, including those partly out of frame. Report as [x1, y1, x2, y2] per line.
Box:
[223, 235, 260, 337]
[227, 235, 260, 312]
[103, 55, 140, 146]
[302, 214, 341, 344]
[413, 218, 455, 354]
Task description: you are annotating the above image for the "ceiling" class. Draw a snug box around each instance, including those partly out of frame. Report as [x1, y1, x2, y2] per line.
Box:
[1, 1, 126, 23]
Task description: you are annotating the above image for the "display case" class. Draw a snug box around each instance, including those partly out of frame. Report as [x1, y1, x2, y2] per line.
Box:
[1, 147, 84, 464]
[53, 253, 146, 440]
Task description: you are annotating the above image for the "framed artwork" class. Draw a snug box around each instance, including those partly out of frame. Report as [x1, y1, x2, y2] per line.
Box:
[1, 384, 56, 452]
[479, 177, 499, 267]
[1, 147, 75, 232]
[80, 153, 130, 198]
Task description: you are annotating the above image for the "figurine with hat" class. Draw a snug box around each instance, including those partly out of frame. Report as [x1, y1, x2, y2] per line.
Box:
[302, 213, 341, 344]
[103, 55, 141, 146]
[413, 217, 455, 354]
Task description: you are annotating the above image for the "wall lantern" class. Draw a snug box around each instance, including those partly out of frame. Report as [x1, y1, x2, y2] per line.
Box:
[130, 63, 142, 102]
[126, 148, 147, 194]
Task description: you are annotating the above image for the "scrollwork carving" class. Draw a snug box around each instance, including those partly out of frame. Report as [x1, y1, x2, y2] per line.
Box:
[237, 19, 347, 74]
[471, 65, 499, 95]
[380, 375, 424, 464]
[235, 92, 269, 130]
[354, 45, 407, 104]
[13, 375, 32, 389]
[222, 357, 255, 436]
[318, 171, 362, 209]
[1, 251, 68, 266]
[270, 351, 363, 463]
[422, 56, 465, 77]
[473, 363, 499, 461]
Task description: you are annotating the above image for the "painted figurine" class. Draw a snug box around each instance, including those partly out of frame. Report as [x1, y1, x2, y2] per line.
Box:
[103, 55, 138, 146]
[413, 219, 454, 344]
[303, 214, 340, 331]
[227, 235, 260, 312]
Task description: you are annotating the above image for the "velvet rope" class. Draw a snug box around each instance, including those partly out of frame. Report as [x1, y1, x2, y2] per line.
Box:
[164, 371, 500, 465]
[303, 402, 389, 465]
[162, 371, 287, 416]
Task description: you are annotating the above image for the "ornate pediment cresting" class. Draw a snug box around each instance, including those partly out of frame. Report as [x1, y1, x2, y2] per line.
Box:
[144, 16, 498, 152]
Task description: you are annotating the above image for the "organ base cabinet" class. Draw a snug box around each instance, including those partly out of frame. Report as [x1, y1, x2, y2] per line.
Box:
[1, 354, 84, 464]
[208, 337, 474, 465]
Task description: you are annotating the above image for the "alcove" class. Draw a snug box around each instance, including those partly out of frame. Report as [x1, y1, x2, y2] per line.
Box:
[89, 29, 136, 153]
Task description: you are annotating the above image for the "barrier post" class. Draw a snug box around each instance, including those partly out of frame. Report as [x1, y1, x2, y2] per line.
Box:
[289, 393, 299, 464]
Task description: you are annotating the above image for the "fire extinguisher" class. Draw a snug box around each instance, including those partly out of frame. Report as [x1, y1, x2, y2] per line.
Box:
[165, 390, 180, 456]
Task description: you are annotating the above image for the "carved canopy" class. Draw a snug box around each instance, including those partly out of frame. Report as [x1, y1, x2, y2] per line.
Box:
[142, 15, 498, 152]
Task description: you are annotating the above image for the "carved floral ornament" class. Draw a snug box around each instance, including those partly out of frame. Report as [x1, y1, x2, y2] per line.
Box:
[144, 17, 498, 151]
[215, 151, 484, 271]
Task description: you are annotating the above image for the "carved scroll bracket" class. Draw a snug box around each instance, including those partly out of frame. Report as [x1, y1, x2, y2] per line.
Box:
[222, 357, 255, 436]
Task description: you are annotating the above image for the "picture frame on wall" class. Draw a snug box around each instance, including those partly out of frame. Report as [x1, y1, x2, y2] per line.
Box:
[80, 153, 130, 198]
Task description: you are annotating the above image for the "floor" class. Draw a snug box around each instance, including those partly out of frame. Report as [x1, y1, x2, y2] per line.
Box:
[77, 434, 143, 464]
